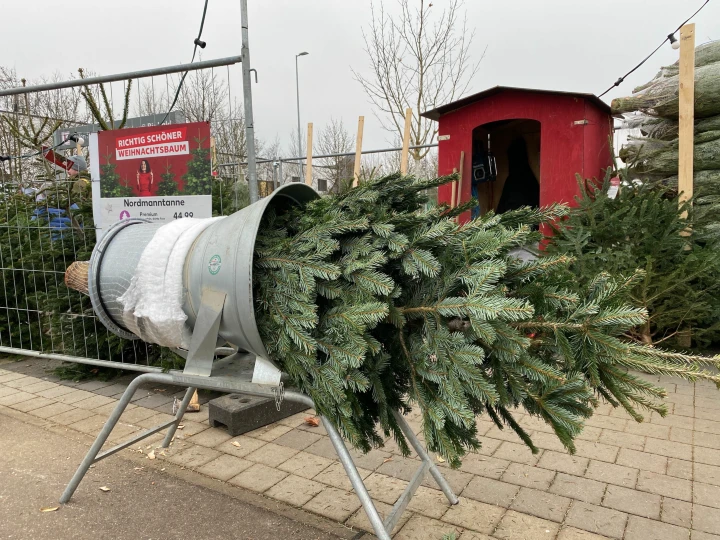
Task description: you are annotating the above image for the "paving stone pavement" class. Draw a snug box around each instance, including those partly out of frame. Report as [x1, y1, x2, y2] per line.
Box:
[2, 357, 720, 539]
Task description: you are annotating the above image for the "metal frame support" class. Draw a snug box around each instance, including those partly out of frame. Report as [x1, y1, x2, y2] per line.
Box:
[59, 367, 458, 539]
[183, 289, 226, 377]
[59, 292, 457, 537]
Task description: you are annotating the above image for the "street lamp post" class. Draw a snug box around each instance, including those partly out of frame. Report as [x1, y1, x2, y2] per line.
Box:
[295, 52, 309, 155]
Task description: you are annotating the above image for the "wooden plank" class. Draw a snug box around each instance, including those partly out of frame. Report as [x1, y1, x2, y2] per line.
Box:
[305, 122, 313, 186]
[678, 23, 695, 220]
[450, 169, 458, 208]
[210, 136, 217, 176]
[353, 116, 364, 187]
[456, 151, 465, 222]
[400, 108, 412, 175]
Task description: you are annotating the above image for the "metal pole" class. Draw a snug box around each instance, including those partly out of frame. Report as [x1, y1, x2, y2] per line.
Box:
[240, 0, 259, 204]
[296, 56, 302, 156]
[0, 56, 243, 97]
[0, 346, 162, 374]
[161, 386, 197, 448]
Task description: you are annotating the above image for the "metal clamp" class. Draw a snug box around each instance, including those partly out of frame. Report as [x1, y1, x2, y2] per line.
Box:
[272, 382, 284, 411]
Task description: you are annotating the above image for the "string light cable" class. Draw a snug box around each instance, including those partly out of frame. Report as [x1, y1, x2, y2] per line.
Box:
[597, 0, 711, 98]
[159, 0, 210, 125]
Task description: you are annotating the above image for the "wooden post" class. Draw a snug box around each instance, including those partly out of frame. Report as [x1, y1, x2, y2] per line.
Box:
[677, 24, 695, 346]
[450, 171, 458, 208]
[678, 23, 695, 221]
[353, 116, 364, 187]
[456, 151, 465, 220]
[305, 122, 313, 186]
[400, 108, 412, 175]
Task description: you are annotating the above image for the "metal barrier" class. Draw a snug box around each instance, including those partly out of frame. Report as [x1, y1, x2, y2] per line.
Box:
[0, 56, 450, 540]
[0, 55, 254, 371]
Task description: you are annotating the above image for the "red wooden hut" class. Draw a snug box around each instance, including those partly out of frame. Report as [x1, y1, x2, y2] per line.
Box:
[421, 86, 613, 222]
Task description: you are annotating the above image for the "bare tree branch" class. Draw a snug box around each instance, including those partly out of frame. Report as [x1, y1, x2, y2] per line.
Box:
[353, 0, 483, 161]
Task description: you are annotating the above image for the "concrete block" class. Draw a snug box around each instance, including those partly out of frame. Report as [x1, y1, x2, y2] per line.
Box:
[208, 393, 308, 437]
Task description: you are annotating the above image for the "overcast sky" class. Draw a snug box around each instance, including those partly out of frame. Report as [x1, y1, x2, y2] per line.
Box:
[3, 0, 719, 154]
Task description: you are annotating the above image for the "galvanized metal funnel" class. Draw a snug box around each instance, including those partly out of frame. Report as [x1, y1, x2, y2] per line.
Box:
[88, 183, 320, 359]
[183, 184, 319, 358]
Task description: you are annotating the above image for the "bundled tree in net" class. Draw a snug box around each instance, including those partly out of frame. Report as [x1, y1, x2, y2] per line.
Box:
[253, 173, 720, 466]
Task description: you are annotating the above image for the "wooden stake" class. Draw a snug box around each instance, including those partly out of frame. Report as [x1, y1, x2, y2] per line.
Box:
[305, 122, 313, 186]
[678, 23, 695, 222]
[456, 151, 465, 221]
[210, 136, 217, 172]
[450, 170, 458, 208]
[187, 389, 200, 412]
[353, 116, 364, 187]
[400, 108, 412, 175]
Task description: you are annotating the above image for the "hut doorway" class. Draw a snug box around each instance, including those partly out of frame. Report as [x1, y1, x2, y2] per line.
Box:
[471, 119, 541, 217]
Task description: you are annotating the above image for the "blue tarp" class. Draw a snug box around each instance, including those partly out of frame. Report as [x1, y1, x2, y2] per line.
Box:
[31, 204, 80, 240]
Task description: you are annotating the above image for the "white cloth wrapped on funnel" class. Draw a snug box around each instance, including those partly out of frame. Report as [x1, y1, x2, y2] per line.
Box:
[118, 217, 224, 348]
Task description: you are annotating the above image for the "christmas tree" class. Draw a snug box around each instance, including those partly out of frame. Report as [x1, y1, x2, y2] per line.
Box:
[546, 175, 720, 348]
[181, 137, 212, 195]
[253, 173, 720, 467]
[156, 161, 180, 196]
[99, 154, 134, 198]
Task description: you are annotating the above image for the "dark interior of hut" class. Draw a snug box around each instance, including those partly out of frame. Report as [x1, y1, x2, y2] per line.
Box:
[471, 119, 541, 218]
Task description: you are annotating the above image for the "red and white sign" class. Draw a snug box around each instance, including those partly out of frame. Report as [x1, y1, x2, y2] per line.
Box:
[115, 127, 190, 160]
[89, 121, 213, 238]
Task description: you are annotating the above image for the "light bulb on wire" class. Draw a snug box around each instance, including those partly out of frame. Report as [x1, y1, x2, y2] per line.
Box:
[668, 33, 681, 50]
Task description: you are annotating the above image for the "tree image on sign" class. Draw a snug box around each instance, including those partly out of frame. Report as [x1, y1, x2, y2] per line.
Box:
[156, 161, 180, 196]
[100, 154, 134, 198]
[181, 136, 212, 195]
[252, 173, 720, 467]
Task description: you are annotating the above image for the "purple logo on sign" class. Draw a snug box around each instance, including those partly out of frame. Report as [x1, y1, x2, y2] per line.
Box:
[119, 210, 131, 220]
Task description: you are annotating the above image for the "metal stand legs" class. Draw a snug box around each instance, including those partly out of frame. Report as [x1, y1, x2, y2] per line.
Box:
[60, 374, 459, 540]
[393, 410, 459, 506]
[286, 390, 458, 540]
[60, 373, 175, 503]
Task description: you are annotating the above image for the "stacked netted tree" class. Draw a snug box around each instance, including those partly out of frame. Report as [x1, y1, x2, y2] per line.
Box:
[253, 173, 720, 466]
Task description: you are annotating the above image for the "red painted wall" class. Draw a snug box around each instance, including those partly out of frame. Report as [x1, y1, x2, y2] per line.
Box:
[436, 90, 612, 222]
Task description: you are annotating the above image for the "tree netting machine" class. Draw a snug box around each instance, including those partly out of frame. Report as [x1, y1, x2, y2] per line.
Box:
[61, 183, 458, 540]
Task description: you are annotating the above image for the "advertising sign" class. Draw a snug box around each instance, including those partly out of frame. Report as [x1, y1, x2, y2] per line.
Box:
[89, 121, 212, 236]
[53, 111, 185, 150]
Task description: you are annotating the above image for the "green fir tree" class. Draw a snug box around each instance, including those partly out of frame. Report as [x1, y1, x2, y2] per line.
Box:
[99, 154, 134, 198]
[156, 161, 180, 196]
[253, 173, 720, 467]
[546, 174, 720, 348]
[181, 137, 212, 195]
